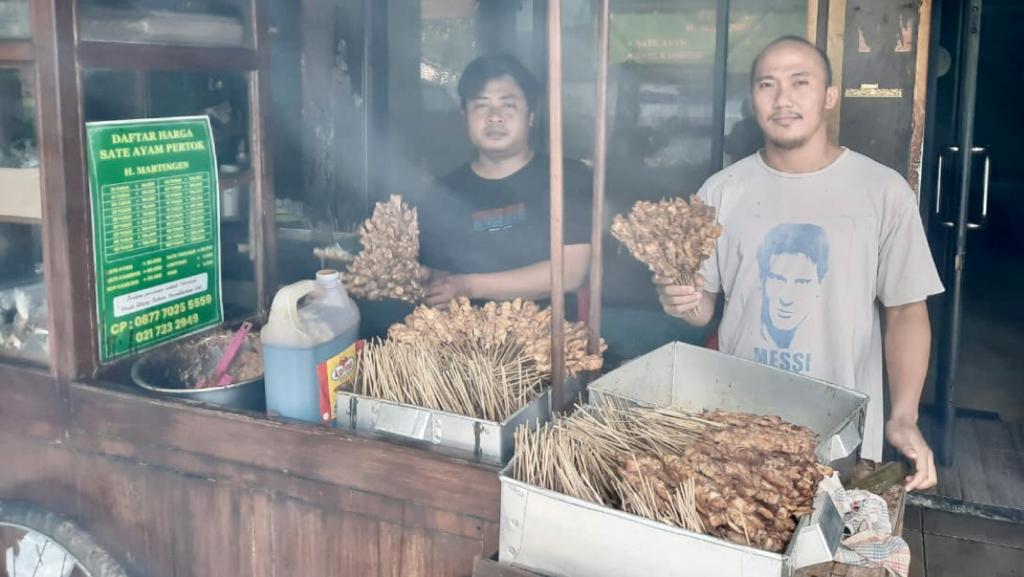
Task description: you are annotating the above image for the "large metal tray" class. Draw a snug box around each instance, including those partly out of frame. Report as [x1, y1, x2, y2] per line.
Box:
[498, 342, 869, 577]
[588, 342, 868, 466]
[335, 377, 582, 466]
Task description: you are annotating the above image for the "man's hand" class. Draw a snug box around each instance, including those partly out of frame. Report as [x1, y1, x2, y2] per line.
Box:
[419, 267, 448, 284]
[886, 416, 937, 491]
[655, 275, 704, 319]
[425, 274, 472, 308]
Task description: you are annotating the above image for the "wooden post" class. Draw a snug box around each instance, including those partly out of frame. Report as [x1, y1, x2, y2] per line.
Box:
[547, 0, 565, 411]
[33, 0, 98, 381]
[251, 0, 276, 316]
[587, 0, 610, 357]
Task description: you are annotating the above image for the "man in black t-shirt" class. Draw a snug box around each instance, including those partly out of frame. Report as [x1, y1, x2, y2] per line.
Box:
[416, 54, 593, 307]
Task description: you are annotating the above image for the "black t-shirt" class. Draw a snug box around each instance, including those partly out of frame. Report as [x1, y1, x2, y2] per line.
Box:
[417, 155, 593, 275]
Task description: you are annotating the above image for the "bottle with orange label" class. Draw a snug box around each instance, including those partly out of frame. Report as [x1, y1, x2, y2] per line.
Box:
[261, 269, 360, 423]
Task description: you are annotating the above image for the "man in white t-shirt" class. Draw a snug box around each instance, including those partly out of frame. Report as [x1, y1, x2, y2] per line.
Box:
[656, 35, 944, 490]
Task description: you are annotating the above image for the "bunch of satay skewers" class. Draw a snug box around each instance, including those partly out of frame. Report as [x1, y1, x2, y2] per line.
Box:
[513, 399, 831, 553]
[611, 195, 723, 287]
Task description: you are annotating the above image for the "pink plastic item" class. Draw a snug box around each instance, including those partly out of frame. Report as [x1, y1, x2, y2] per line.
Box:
[195, 321, 253, 389]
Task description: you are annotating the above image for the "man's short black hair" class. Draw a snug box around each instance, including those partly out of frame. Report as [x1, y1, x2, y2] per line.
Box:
[457, 53, 541, 112]
[750, 35, 833, 87]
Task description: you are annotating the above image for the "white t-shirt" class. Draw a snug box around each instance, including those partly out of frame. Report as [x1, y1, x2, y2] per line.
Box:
[698, 149, 944, 460]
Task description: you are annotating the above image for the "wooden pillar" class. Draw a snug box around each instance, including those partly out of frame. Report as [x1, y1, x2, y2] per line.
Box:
[827, 0, 933, 192]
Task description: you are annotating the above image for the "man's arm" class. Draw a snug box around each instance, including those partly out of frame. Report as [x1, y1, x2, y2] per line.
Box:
[884, 300, 938, 490]
[425, 244, 591, 305]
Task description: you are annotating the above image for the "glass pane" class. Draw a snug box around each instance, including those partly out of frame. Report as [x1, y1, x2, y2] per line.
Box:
[83, 69, 256, 319]
[561, 0, 721, 310]
[0, 66, 48, 366]
[77, 0, 252, 48]
[420, 0, 477, 112]
[723, 0, 809, 166]
[382, 0, 536, 199]
[0, 0, 30, 40]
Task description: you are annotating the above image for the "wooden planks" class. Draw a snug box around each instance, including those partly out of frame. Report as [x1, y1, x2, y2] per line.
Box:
[66, 381, 501, 520]
[968, 420, 1024, 510]
[0, 367, 503, 577]
[0, 40, 33, 63]
[0, 363, 64, 441]
[0, 417, 500, 577]
[917, 414, 1024, 513]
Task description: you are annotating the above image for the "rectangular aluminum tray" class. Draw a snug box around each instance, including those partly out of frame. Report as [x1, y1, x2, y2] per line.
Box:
[589, 342, 868, 465]
[335, 377, 581, 466]
[498, 342, 867, 577]
[499, 475, 843, 577]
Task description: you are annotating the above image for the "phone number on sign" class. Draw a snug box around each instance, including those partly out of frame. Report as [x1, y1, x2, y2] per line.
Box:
[131, 313, 202, 345]
[108, 294, 213, 339]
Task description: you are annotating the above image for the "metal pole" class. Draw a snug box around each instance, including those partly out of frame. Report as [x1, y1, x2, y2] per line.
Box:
[710, 0, 730, 172]
[548, 0, 566, 412]
[940, 0, 982, 466]
[587, 0, 610, 357]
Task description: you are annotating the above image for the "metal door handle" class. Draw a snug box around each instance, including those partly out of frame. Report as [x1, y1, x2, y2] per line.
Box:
[975, 153, 990, 227]
[937, 147, 989, 230]
[940, 221, 982, 230]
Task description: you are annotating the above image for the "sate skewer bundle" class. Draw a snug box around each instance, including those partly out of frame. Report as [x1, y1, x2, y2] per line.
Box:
[611, 196, 723, 287]
[513, 400, 832, 553]
[356, 338, 545, 422]
[342, 195, 426, 303]
[388, 297, 604, 377]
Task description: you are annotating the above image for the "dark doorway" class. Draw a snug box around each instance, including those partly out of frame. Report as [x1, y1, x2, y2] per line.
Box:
[919, 0, 1024, 516]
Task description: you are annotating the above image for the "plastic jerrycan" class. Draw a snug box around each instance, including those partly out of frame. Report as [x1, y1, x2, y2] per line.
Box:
[261, 269, 360, 423]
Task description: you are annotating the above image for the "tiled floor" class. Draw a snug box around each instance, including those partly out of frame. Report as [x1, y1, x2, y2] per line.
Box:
[904, 506, 1024, 576]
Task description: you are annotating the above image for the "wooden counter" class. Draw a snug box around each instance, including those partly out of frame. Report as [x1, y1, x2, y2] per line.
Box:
[0, 363, 502, 577]
[0, 362, 910, 577]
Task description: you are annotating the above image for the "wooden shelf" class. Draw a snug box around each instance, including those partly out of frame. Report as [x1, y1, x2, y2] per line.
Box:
[0, 167, 41, 222]
[218, 168, 253, 191]
[0, 41, 34, 64]
[76, 41, 259, 71]
[0, 215, 41, 225]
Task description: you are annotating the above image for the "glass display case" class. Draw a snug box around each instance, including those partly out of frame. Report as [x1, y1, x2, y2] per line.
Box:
[0, 66, 47, 366]
[0, 0, 30, 40]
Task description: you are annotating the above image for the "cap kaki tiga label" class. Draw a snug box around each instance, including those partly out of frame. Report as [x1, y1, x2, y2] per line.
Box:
[317, 340, 364, 423]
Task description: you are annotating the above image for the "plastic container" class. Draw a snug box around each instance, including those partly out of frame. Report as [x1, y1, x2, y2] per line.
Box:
[261, 270, 360, 423]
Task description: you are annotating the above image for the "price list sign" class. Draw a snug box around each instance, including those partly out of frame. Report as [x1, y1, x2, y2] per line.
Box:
[86, 116, 223, 361]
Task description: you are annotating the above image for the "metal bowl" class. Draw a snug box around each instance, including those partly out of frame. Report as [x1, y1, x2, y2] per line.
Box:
[130, 330, 265, 412]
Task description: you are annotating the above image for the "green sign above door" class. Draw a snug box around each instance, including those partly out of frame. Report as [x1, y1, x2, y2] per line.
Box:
[86, 116, 223, 362]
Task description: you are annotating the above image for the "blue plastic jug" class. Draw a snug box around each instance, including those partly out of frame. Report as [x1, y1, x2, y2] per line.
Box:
[261, 270, 360, 423]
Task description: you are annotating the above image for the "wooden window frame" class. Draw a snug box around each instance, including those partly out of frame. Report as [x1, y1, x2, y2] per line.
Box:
[1, 0, 276, 382]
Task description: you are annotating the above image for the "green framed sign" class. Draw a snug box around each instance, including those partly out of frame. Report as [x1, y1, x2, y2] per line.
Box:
[86, 116, 223, 362]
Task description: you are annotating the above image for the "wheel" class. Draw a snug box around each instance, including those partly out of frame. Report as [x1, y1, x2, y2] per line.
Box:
[0, 500, 128, 577]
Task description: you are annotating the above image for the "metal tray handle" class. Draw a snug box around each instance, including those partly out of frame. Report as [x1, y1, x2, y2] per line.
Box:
[372, 403, 438, 443]
[824, 419, 863, 462]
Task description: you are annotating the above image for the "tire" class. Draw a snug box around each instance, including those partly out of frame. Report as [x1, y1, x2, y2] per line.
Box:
[0, 500, 128, 577]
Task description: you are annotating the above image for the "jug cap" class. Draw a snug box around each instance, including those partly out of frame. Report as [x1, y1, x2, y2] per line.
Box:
[316, 269, 342, 288]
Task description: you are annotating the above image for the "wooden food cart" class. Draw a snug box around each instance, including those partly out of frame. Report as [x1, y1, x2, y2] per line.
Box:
[0, 1, 930, 575]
